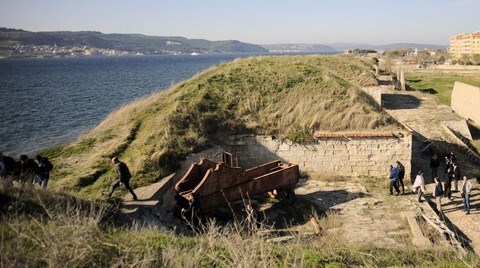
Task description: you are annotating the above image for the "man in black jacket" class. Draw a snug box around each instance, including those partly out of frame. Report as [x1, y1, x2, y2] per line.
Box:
[452, 162, 461, 192]
[35, 155, 53, 188]
[0, 152, 17, 179]
[105, 157, 138, 200]
[16, 155, 37, 184]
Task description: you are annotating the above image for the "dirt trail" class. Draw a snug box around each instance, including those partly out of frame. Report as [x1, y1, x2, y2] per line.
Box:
[382, 86, 480, 253]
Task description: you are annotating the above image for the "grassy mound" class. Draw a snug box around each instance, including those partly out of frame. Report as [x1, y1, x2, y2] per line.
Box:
[43, 55, 400, 198]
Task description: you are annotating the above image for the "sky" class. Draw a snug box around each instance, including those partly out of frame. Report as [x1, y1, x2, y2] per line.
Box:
[0, 0, 479, 45]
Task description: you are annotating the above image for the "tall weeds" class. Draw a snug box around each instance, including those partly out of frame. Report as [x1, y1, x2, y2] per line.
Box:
[1, 177, 478, 267]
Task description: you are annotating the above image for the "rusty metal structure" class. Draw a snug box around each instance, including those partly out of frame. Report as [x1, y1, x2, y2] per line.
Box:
[175, 153, 299, 214]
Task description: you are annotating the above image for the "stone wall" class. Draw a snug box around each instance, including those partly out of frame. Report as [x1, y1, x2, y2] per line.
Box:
[452, 82, 480, 125]
[225, 132, 412, 180]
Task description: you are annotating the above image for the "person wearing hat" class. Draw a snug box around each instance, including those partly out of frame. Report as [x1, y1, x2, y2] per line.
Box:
[105, 157, 138, 200]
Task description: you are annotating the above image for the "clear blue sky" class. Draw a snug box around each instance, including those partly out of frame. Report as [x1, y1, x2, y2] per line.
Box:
[1, 0, 479, 45]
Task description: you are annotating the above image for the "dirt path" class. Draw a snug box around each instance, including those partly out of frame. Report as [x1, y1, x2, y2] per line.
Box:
[382, 87, 480, 253]
[294, 177, 417, 248]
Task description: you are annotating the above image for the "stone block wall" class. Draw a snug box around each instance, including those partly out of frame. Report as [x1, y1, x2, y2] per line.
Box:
[452, 82, 480, 126]
[225, 132, 412, 180]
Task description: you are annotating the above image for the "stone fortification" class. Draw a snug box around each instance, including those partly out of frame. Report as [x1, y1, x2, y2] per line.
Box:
[451, 82, 480, 126]
[225, 133, 412, 180]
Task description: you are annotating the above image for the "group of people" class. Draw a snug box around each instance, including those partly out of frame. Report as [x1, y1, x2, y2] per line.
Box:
[1, 151, 137, 199]
[0, 152, 53, 188]
[394, 151, 475, 215]
[388, 161, 406, 195]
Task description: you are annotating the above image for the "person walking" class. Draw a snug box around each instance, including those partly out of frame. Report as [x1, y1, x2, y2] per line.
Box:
[430, 154, 440, 181]
[16, 155, 37, 185]
[433, 177, 444, 213]
[0, 152, 16, 178]
[444, 168, 453, 201]
[396, 161, 406, 194]
[452, 162, 461, 192]
[105, 157, 138, 200]
[412, 170, 426, 203]
[460, 176, 473, 215]
[389, 165, 400, 195]
[34, 155, 53, 188]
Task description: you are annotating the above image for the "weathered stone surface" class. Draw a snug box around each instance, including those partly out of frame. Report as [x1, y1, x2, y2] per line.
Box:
[226, 134, 412, 180]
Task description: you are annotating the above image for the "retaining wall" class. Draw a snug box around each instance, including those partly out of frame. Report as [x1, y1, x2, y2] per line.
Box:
[452, 82, 480, 125]
[225, 133, 412, 180]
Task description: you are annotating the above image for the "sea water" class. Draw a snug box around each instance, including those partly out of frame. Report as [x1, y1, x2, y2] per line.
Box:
[0, 53, 264, 157]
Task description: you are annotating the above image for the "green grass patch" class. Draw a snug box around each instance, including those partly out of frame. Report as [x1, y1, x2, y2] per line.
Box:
[405, 73, 480, 105]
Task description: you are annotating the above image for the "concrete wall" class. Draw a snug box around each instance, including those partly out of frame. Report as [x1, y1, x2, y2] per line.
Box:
[452, 82, 480, 125]
[225, 133, 412, 180]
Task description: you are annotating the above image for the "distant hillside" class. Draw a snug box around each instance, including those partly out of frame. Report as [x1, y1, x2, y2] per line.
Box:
[43, 55, 400, 198]
[262, 43, 337, 53]
[0, 27, 268, 55]
[328, 42, 447, 51]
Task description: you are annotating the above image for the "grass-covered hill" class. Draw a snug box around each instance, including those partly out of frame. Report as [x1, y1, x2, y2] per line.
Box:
[44, 55, 401, 198]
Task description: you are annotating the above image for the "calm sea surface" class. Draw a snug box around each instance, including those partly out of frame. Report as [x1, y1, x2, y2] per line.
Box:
[0, 53, 270, 157]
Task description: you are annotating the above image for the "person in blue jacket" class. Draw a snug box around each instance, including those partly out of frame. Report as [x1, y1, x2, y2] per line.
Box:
[389, 165, 400, 195]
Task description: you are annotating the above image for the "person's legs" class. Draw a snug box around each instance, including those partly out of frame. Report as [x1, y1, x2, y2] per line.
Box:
[393, 181, 400, 194]
[41, 178, 49, 189]
[465, 193, 470, 214]
[444, 183, 452, 199]
[436, 197, 442, 212]
[432, 168, 437, 180]
[454, 179, 458, 192]
[399, 178, 405, 194]
[389, 181, 394, 195]
[108, 179, 121, 196]
[123, 180, 138, 200]
[417, 187, 423, 202]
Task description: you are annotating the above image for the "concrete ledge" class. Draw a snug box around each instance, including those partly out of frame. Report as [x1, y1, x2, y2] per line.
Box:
[401, 211, 431, 248]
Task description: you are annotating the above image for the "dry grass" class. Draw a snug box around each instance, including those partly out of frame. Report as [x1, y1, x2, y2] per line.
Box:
[43, 54, 401, 199]
[2, 180, 479, 267]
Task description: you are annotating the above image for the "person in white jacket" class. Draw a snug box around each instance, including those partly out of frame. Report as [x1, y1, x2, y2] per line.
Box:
[460, 176, 473, 215]
[413, 170, 426, 203]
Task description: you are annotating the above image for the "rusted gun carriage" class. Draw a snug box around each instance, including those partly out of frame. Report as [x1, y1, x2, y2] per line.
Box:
[175, 156, 299, 214]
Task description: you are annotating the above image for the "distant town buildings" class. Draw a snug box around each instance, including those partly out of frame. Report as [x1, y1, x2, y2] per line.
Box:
[449, 31, 480, 60]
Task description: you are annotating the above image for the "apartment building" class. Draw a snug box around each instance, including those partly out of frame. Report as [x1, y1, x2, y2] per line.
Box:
[449, 31, 480, 59]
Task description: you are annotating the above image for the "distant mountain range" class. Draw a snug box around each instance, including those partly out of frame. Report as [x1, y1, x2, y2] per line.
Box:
[261, 43, 337, 53]
[0, 27, 448, 57]
[326, 42, 447, 51]
[261, 42, 447, 53]
[0, 27, 268, 56]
